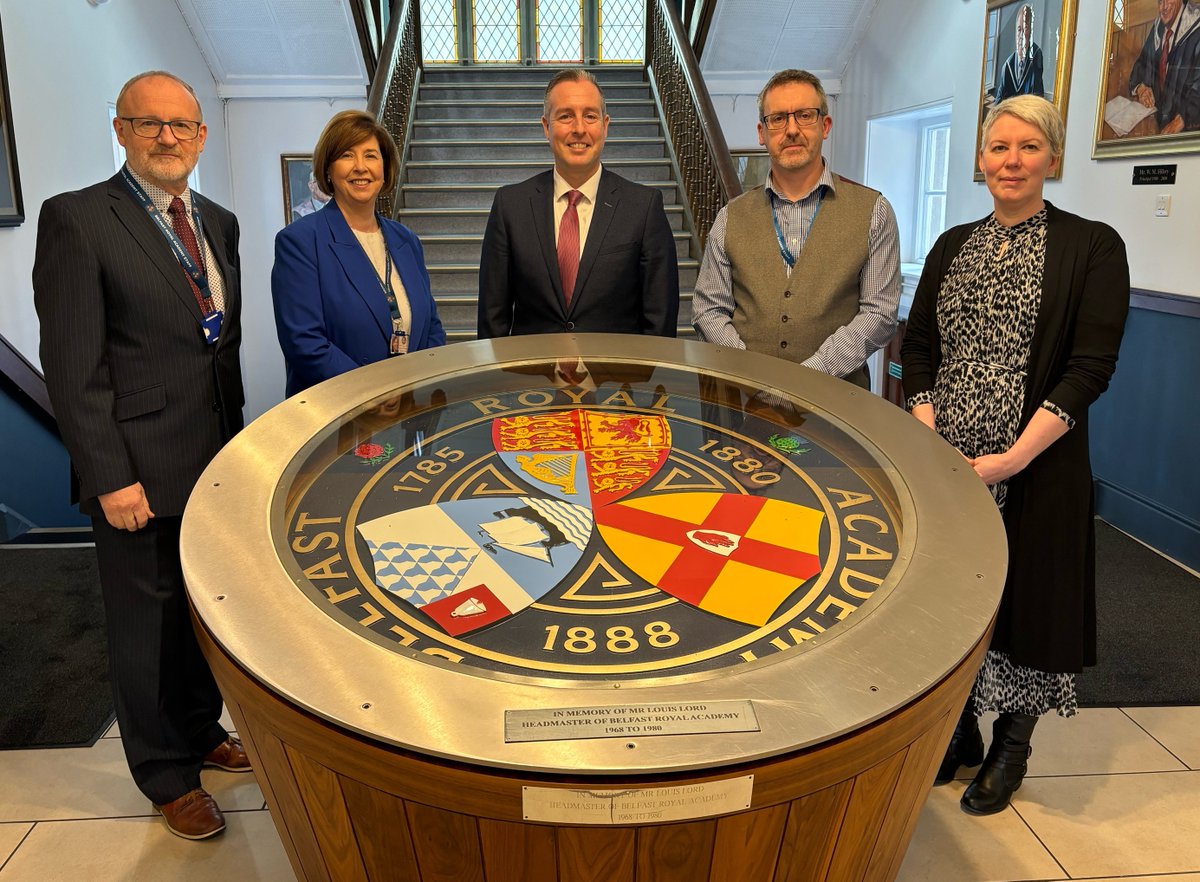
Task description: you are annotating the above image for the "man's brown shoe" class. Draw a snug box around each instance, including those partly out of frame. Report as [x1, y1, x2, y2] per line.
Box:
[154, 788, 225, 840]
[203, 735, 252, 773]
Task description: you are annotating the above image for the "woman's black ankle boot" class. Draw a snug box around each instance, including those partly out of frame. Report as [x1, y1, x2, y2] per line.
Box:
[961, 712, 1039, 815]
[934, 705, 984, 785]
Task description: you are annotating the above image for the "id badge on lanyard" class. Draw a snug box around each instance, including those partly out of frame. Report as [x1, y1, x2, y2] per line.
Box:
[771, 188, 824, 276]
[390, 320, 409, 355]
[202, 310, 224, 345]
[121, 168, 221, 345]
[378, 248, 409, 356]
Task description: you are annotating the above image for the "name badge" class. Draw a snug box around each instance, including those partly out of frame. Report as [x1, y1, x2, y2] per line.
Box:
[390, 320, 409, 356]
[201, 310, 224, 346]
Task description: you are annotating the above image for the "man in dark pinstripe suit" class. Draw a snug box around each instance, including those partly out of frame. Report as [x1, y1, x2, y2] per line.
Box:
[33, 71, 249, 841]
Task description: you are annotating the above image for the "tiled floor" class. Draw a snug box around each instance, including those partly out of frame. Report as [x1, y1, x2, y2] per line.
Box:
[2, 708, 1200, 880]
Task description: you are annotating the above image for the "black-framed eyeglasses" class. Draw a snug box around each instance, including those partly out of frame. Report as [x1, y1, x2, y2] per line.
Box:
[760, 108, 824, 130]
[119, 117, 203, 140]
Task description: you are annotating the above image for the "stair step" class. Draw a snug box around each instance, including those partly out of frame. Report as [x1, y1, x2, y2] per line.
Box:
[418, 231, 695, 261]
[398, 204, 685, 235]
[415, 98, 658, 120]
[399, 180, 680, 208]
[422, 65, 646, 85]
[412, 119, 663, 139]
[405, 158, 674, 184]
[408, 137, 666, 162]
[420, 83, 651, 103]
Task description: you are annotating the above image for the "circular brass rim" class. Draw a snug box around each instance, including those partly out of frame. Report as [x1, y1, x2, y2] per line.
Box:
[182, 334, 1006, 775]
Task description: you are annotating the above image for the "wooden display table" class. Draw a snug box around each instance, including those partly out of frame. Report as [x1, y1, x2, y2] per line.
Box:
[184, 335, 1005, 882]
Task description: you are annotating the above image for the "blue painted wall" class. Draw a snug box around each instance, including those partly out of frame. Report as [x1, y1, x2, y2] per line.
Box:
[0, 386, 87, 530]
[1091, 305, 1199, 572]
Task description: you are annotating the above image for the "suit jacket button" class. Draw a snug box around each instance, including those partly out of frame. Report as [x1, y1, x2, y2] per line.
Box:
[212, 402, 222, 412]
[784, 290, 792, 298]
[780, 341, 789, 349]
[566, 322, 575, 330]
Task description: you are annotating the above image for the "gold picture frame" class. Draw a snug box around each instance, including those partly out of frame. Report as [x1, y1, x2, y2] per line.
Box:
[281, 154, 331, 226]
[0, 12, 25, 227]
[974, 0, 1078, 181]
[1093, 0, 1200, 159]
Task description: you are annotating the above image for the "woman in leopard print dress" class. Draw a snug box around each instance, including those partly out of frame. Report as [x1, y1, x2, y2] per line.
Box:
[901, 96, 1129, 816]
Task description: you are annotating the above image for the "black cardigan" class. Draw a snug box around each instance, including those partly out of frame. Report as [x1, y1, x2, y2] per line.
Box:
[901, 203, 1130, 672]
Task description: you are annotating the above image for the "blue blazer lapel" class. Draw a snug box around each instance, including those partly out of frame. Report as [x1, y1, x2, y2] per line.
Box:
[105, 176, 204, 323]
[325, 201, 392, 342]
[530, 172, 566, 307]
[572, 169, 619, 312]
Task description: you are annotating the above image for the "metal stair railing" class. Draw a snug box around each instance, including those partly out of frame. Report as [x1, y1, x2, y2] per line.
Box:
[367, 0, 422, 219]
[644, 0, 741, 248]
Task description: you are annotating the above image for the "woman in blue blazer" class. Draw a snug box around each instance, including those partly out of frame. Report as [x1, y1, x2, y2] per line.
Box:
[272, 110, 445, 397]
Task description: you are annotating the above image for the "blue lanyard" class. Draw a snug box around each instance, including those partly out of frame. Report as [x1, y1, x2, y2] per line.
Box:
[770, 186, 824, 270]
[120, 167, 214, 311]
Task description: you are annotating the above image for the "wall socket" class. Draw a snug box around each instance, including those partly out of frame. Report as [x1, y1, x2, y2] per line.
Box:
[1155, 194, 1171, 217]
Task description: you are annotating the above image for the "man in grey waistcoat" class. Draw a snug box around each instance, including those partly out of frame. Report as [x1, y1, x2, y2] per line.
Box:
[691, 69, 900, 389]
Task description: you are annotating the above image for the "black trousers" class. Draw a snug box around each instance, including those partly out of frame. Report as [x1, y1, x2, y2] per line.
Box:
[92, 515, 226, 805]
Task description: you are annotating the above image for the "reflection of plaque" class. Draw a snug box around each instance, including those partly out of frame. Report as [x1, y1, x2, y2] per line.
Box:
[522, 776, 755, 824]
[184, 334, 1006, 882]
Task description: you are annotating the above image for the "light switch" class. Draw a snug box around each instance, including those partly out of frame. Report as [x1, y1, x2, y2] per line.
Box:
[1155, 194, 1171, 217]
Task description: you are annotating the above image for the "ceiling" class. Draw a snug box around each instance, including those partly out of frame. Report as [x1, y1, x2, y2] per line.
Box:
[172, 0, 877, 100]
[175, 0, 369, 98]
[700, 0, 879, 93]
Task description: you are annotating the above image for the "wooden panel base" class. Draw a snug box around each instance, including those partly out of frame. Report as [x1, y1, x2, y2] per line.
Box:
[200, 618, 987, 882]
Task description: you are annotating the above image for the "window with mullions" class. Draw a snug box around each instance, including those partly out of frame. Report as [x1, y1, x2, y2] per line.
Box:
[864, 103, 951, 264]
[916, 122, 949, 260]
[598, 0, 643, 63]
[538, 0, 582, 63]
[422, 0, 459, 63]
[473, 0, 521, 63]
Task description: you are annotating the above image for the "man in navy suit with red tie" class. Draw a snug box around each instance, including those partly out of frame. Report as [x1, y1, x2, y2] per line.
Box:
[477, 69, 679, 338]
[33, 71, 250, 841]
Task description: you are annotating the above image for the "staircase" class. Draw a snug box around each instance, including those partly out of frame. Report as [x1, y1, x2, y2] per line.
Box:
[393, 65, 701, 342]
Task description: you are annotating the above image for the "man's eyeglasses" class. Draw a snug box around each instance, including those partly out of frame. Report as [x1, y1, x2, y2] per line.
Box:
[119, 117, 202, 140]
[760, 108, 823, 130]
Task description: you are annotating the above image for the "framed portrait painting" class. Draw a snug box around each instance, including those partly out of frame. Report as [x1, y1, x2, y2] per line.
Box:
[281, 154, 331, 225]
[0, 13, 25, 227]
[1093, 0, 1200, 159]
[974, 0, 1078, 181]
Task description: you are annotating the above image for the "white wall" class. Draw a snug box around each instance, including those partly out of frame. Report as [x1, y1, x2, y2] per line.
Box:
[224, 96, 365, 421]
[835, 0, 1200, 298]
[0, 0, 364, 421]
[0, 0, 232, 365]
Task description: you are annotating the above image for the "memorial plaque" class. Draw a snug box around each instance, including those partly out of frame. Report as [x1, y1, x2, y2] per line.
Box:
[505, 700, 760, 742]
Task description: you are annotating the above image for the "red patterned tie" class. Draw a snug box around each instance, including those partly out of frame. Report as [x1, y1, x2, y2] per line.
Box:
[167, 197, 212, 313]
[1158, 25, 1173, 93]
[557, 190, 583, 306]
